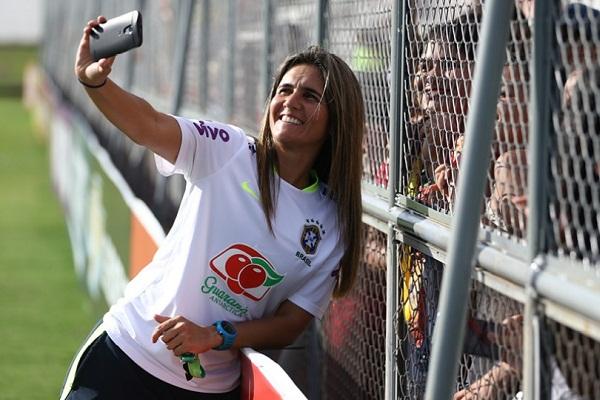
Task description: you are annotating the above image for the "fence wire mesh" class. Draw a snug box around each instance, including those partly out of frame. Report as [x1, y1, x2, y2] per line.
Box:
[321, 225, 387, 400]
[181, 2, 206, 114]
[548, 0, 600, 267]
[233, 0, 265, 131]
[133, 0, 178, 107]
[541, 317, 600, 399]
[38, 0, 600, 398]
[205, 0, 230, 121]
[272, 0, 318, 66]
[329, 0, 392, 190]
[402, 1, 480, 214]
[402, 0, 531, 239]
[396, 245, 443, 398]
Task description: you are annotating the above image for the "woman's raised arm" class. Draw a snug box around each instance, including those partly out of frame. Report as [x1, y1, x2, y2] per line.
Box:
[74, 16, 181, 163]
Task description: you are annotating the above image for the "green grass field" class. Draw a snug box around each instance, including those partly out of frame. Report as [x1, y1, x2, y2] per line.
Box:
[0, 45, 38, 96]
[0, 46, 100, 399]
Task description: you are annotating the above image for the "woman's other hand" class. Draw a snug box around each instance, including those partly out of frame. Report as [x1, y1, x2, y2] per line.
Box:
[152, 315, 223, 357]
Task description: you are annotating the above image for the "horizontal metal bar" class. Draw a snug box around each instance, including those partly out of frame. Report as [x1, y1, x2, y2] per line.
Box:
[362, 192, 600, 327]
[537, 256, 600, 322]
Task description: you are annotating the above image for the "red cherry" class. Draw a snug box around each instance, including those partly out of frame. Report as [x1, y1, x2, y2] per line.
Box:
[238, 264, 267, 289]
[227, 278, 244, 294]
[225, 254, 251, 279]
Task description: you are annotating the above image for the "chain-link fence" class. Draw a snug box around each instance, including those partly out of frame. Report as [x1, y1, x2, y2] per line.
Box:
[39, 0, 600, 398]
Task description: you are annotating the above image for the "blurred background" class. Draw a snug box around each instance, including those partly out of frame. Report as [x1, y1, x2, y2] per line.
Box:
[0, 1, 100, 399]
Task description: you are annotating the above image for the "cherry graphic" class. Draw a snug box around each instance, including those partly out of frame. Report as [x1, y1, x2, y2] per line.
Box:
[227, 278, 244, 295]
[238, 264, 267, 289]
[225, 254, 251, 279]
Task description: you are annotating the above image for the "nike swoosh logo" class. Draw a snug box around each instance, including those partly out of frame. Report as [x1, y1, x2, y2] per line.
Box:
[241, 181, 259, 200]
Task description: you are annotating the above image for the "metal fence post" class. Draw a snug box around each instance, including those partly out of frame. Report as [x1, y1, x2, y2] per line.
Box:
[385, 1, 404, 397]
[385, 224, 399, 400]
[198, 0, 210, 112]
[124, 0, 146, 90]
[389, 0, 406, 202]
[170, 0, 195, 115]
[423, 1, 514, 398]
[152, 0, 193, 221]
[526, 0, 553, 260]
[317, 0, 329, 49]
[523, 1, 553, 398]
[261, 0, 273, 105]
[224, 0, 237, 121]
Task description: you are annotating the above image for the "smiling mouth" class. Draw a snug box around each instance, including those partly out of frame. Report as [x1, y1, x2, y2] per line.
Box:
[280, 115, 303, 125]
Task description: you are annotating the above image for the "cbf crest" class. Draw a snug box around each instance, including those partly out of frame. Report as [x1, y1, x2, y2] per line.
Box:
[300, 219, 325, 255]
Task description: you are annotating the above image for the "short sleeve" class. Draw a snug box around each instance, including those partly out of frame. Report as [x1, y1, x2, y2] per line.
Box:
[288, 263, 339, 319]
[155, 116, 247, 182]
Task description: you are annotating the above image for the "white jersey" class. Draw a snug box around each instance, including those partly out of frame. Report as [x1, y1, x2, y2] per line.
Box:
[103, 116, 344, 393]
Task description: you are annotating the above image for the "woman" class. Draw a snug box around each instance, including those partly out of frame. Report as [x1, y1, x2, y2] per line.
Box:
[61, 16, 364, 399]
[408, 10, 478, 211]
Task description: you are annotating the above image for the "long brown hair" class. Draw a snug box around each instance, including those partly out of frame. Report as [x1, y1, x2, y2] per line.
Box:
[256, 46, 365, 297]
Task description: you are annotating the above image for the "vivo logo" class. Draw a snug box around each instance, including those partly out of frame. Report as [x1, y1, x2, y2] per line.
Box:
[193, 120, 230, 142]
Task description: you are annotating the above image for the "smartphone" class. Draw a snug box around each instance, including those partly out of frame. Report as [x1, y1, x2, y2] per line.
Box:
[90, 10, 143, 61]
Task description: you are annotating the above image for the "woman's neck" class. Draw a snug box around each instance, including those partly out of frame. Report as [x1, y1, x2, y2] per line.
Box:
[276, 152, 315, 190]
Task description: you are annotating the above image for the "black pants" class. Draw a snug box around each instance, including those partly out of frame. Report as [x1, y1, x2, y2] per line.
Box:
[61, 328, 240, 400]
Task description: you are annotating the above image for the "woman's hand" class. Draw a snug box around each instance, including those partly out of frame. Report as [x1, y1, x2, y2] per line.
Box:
[432, 162, 458, 205]
[151, 301, 312, 358]
[151, 315, 222, 357]
[453, 361, 519, 399]
[74, 16, 115, 86]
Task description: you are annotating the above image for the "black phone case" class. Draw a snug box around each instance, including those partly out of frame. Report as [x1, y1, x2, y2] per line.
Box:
[90, 10, 143, 61]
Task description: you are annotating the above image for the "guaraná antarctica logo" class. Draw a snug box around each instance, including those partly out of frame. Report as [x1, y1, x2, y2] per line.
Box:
[209, 244, 284, 302]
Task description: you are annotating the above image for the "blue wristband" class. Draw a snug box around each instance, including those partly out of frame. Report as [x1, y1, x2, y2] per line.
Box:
[213, 321, 237, 350]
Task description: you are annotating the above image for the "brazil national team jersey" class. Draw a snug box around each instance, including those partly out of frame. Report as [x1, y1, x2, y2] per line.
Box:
[103, 117, 344, 393]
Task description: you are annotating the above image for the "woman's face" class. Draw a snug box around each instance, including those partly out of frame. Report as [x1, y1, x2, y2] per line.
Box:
[413, 41, 473, 116]
[269, 64, 329, 156]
